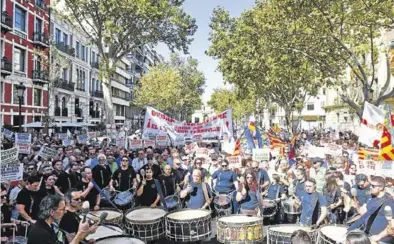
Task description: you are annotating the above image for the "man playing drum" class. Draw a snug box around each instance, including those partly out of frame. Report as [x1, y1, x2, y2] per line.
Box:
[109, 156, 137, 192]
[136, 168, 160, 207]
[297, 178, 328, 227]
[180, 169, 212, 209]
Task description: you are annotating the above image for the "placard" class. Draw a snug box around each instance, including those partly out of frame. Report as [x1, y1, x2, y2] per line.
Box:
[88, 132, 96, 138]
[15, 133, 31, 154]
[227, 155, 241, 167]
[144, 140, 156, 148]
[38, 146, 58, 159]
[156, 135, 167, 147]
[129, 139, 143, 149]
[1, 147, 19, 164]
[77, 134, 88, 144]
[62, 139, 74, 147]
[0, 148, 22, 181]
[196, 148, 210, 159]
[57, 133, 68, 141]
[116, 137, 125, 148]
[2, 128, 14, 139]
[252, 148, 270, 162]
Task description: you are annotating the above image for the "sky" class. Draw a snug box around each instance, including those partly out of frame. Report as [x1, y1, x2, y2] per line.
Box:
[156, 0, 256, 104]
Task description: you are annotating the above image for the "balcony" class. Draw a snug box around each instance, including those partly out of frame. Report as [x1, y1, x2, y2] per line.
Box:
[32, 70, 49, 85]
[1, 57, 12, 76]
[54, 42, 75, 57]
[76, 86, 86, 92]
[75, 108, 82, 117]
[1, 11, 12, 33]
[35, 0, 47, 10]
[112, 93, 129, 100]
[33, 32, 50, 47]
[91, 62, 99, 69]
[54, 107, 68, 117]
[91, 90, 104, 98]
[90, 111, 100, 119]
[56, 78, 75, 91]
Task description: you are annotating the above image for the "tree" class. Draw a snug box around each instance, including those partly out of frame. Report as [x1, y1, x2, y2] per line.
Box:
[56, 0, 197, 123]
[134, 54, 205, 119]
[207, 5, 329, 132]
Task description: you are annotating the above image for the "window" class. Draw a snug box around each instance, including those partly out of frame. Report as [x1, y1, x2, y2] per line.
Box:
[14, 6, 26, 32]
[76, 41, 80, 57]
[62, 68, 68, 81]
[81, 45, 85, 61]
[55, 28, 61, 44]
[35, 18, 42, 33]
[307, 103, 315, 111]
[194, 117, 200, 123]
[91, 78, 95, 92]
[34, 55, 42, 71]
[61, 97, 66, 109]
[14, 47, 25, 72]
[63, 33, 68, 46]
[0, 81, 3, 103]
[76, 68, 80, 84]
[96, 80, 100, 91]
[55, 96, 59, 108]
[13, 84, 24, 104]
[34, 88, 42, 106]
[91, 51, 95, 63]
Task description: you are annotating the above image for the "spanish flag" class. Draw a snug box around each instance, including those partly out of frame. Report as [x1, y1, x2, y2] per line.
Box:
[267, 133, 286, 149]
[358, 148, 379, 160]
[379, 104, 394, 160]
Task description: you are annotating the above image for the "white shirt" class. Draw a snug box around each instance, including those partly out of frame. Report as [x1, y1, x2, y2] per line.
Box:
[132, 158, 147, 171]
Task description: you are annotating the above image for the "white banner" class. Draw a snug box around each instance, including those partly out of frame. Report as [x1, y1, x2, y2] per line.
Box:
[129, 139, 143, 149]
[1, 147, 19, 164]
[1, 147, 22, 181]
[15, 133, 31, 154]
[252, 148, 270, 162]
[2, 128, 14, 139]
[142, 107, 233, 142]
[144, 140, 156, 148]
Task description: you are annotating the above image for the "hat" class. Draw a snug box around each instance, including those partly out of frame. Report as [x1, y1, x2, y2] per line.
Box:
[312, 157, 324, 164]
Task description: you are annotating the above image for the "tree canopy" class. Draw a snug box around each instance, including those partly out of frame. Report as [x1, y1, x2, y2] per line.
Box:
[134, 53, 205, 120]
[57, 0, 198, 123]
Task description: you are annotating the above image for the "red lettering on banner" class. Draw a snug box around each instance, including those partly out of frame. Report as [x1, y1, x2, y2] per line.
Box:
[151, 110, 176, 123]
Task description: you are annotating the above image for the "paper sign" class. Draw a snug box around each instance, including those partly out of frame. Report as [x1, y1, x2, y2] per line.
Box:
[57, 133, 68, 141]
[227, 155, 241, 167]
[77, 134, 88, 144]
[252, 148, 270, 162]
[15, 133, 31, 154]
[129, 139, 143, 149]
[38, 146, 58, 159]
[63, 139, 74, 147]
[2, 128, 14, 139]
[156, 135, 167, 147]
[116, 137, 125, 148]
[196, 148, 210, 159]
[144, 140, 156, 148]
[0, 148, 22, 181]
[88, 132, 96, 138]
[1, 147, 19, 164]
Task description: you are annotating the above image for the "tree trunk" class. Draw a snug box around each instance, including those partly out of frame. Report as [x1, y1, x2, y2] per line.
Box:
[102, 80, 114, 124]
[283, 106, 293, 134]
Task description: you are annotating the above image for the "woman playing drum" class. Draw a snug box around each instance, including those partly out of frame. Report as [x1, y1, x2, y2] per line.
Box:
[180, 169, 212, 210]
[236, 169, 261, 215]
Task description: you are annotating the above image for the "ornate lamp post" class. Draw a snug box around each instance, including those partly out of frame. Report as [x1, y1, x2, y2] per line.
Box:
[16, 82, 26, 132]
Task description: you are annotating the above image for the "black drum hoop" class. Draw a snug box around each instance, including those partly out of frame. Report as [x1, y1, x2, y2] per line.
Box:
[95, 234, 144, 243]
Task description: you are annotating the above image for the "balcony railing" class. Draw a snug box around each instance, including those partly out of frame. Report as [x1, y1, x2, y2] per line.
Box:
[112, 93, 129, 100]
[32, 70, 49, 83]
[91, 90, 104, 98]
[76, 87, 85, 92]
[54, 42, 75, 56]
[1, 11, 12, 33]
[91, 62, 99, 69]
[56, 78, 75, 91]
[55, 107, 68, 117]
[1, 57, 12, 74]
[33, 32, 49, 47]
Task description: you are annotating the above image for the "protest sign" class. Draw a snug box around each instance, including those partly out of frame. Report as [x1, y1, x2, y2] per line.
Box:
[221, 142, 236, 155]
[227, 155, 241, 168]
[156, 135, 168, 147]
[196, 148, 210, 159]
[77, 134, 88, 144]
[57, 133, 68, 141]
[63, 139, 74, 147]
[2, 128, 14, 139]
[129, 139, 143, 149]
[144, 140, 155, 148]
[15, 133, 31, 154]
[1, 147, 19, 164]
[357, 160, 394, 177]
[116, 137, 125, 148]
[88, 132, 96, 138]
[142, 107, 233, 142]
[38, 146, 58, 159]
[174, 136, 186, 146]
[252, 148, 270, 162]
[0, 148, 22, 181]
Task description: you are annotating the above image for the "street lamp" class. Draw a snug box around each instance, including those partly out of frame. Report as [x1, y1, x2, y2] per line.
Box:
[16, 82, 26, 132]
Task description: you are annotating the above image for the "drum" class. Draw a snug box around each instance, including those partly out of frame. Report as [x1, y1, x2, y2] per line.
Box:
[86, 209, 123, 227]
[114, 190, 134, 207]
[317, 225, 348, 244]
[267, 224, 317, 244]
[6, 236, 27, 244]
[101, 187, 115, 205]
[262, 199, 277, 218]
[282, 198, 302, 215]
[164, 194, 181, 211]
[214, 194, 232, 216]
[217, 215, 264, 243]
[95, 235, 145, 244]
[165, 209, 212, 242]
[86, 224, 123, 240]
[124, 207, 167, 241]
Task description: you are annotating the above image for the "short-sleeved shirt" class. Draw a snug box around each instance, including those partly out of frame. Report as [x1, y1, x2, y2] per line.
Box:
[257, 169, 270, 186]
[299, 190, 327, 226]
[111, 167, 136, 192]
[27, 219, 64, 244]
[92, 165, 112, 189]
[159, 175, 176, 197]
[184, 182, 212, 209]
[267, 184, 284, 200]
[365, 194, 394, 242]
[322, 187, 342, 205]
[55, 171, 73, 193]
[16, 188, 41, 220]
[59, 210, 80, 234]
[240, 190, 259, 210]
[352, 185, 371, 206]
[212, 170, 237, 193]
[75, 181, 99, 208]
[137, 179, 158, 207]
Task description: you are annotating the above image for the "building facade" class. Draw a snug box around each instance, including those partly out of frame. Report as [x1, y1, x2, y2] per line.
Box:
[1, 0, 50, 128]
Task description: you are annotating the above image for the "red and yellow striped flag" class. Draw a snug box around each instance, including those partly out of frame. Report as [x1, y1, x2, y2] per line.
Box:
[232, 138, 241, 156]
[267, 133, 286, 149]
[358, 148, 379, 161]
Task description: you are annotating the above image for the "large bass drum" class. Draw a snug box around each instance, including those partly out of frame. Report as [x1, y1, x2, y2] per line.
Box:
[124, 207, 167, 241]
[217, 214, 263, 244]
[86, 224, 123, 240]
[85, 208, 123, 227]
[317, 225, 348, 244]
[165, 209, 212, 242]
[95, 235, 145, 244]
[267, 224, 317, 244]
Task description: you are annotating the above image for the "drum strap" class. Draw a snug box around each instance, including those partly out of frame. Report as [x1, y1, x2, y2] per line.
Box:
[201, 182, 212, 207]
[275, 185, 281, 200]
[154, 179, 168, 210]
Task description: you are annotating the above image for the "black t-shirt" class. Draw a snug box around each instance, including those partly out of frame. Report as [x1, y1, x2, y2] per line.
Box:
[69, 171, 82, 188]
[75, 181, 99, 209]
[158, 174, 175, 197]
[1, 204, 12, 237]
[55, 171, 73, 193]
[92, 165, 112, 189]
[140, 164, 161, 179]
[39, 184, 56, 198]
[172, 168, 186, 185]
[27, 219, 63, 244]
[138, 179, 158, 207]
[59, 210, 79, 234]
[16, 188, 41, 220]
[112, 167, 136, 192]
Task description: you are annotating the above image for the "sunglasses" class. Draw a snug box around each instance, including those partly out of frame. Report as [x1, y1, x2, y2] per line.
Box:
[221, 165, 228, 167]
[370, 184, 382, 188]
[73, 197, 84, 202]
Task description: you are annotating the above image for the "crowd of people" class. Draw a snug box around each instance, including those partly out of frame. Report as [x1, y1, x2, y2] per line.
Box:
[0, 130, 393, 244]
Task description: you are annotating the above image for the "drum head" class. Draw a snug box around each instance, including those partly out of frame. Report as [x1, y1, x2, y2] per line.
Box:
[126, 207, 167, 222]
[320, 225, 347, 243]
[87, 210, 122, 221]
[262, 199, 275, 207]
[165, 195, 179, 209]
[269, 225, 312, 234]
[95, 235, 145, 244]
[86, 225, 123, 240]
[166, 209, 211, 221]
[218, 215, 263, 224]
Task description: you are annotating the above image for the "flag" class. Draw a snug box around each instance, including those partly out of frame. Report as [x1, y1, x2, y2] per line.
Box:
[267, 133, 286, 149]
[245, 125, 256, 150]
[358, 148, 379, 160]
[232, 138, 241, 156]
[358, 101, 384, 147]
[272, 124, 281, 134]
[379, 104, 394, 160]
[254, 126, 263, 148]
[248, 121, 256, 135]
